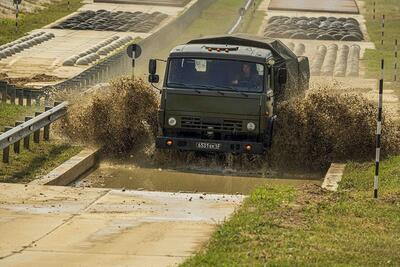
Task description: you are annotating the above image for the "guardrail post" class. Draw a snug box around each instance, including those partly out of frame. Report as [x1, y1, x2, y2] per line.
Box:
[24, 116, 33, 149]
[26, 91, 32, 106]
[14, 121, 23, 153]
[17, 90, 24, 105]
[1, 82, 7, 104]
[10, 86, 16, 105]
[33, 112, 42, 143]
[44, 107, 51, 141]
[2, 126, 13, 163]
[35, 95, 41, 107]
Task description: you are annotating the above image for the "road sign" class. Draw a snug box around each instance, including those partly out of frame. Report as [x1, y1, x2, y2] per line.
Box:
[127, 44, 142, 59]
[13, 0, 22, 5]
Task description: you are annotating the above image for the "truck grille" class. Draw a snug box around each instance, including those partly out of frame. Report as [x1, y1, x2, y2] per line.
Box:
[181, 117, 242, 132]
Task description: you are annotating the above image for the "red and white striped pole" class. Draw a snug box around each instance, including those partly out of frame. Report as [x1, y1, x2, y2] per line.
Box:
[380, 15, 385, 49]
[374, 59, 384, 199]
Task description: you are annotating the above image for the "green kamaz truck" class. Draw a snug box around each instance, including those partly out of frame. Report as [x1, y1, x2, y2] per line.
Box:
[148, 34, 310, 154]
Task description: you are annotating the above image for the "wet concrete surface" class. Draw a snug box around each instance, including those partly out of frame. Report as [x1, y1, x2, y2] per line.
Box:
[0, 183, 242, 267]
[74, 163, 322, 195]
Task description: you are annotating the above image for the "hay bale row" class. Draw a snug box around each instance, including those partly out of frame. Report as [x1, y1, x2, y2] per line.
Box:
[321, 44, 338, 76]
[63, 36, 133, 66]
[333, 45, 350, 77]
[310, 45, 327, 76]
[346, 44, 361, 77]
[311, 44, 360, 77]
[0, 32, 55, 60]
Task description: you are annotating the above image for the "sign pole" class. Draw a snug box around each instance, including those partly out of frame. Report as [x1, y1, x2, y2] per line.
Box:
[15, 1, 19, 32]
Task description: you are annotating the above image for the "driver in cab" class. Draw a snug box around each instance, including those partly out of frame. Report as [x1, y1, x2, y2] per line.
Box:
[231, 63, 262, 91]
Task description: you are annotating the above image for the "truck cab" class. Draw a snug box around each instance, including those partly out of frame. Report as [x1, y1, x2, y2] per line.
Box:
[149, 35, 309, 154]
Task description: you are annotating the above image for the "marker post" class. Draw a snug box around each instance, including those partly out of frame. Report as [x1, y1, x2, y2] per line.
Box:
[374, 59, 384, 199]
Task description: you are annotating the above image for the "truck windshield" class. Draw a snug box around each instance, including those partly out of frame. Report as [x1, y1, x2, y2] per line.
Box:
[166, 58, 265, 93]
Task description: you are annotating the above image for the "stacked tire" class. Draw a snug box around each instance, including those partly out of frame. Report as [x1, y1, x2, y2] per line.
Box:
[52, 10, 168, 33]
[264, 16, 363, 41]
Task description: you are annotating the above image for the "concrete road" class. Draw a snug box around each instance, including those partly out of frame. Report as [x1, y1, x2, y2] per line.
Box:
[0, 183, 243, 267]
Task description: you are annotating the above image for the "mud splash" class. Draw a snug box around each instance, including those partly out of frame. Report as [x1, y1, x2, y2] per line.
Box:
[57, 77, 400, 172]
[56, 77, 159, 153]
[270, 84, 400, 170]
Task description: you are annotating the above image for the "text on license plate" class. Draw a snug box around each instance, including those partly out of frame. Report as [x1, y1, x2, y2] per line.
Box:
[196, 142, 221, 150]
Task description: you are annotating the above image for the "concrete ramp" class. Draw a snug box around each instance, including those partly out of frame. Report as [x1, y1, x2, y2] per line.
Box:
[268, 0, 359, 14]
[0, 183, 242, 267]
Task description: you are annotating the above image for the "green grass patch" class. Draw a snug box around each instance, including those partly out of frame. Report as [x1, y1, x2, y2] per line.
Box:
[0, 103, 37, 128]
[0, 140, 82, 183]
[0, 0, 83, 45]
[362, 0, 400, 87]
[182, 156, 400, 266]
[238, 0, 264, 35]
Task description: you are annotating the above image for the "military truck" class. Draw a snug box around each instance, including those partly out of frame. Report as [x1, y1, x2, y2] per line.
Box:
[148, 34, 310, 154]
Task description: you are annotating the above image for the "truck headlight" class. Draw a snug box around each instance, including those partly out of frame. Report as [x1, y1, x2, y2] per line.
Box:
[247, 122, 256, 131]
[168, 117, 177, 126]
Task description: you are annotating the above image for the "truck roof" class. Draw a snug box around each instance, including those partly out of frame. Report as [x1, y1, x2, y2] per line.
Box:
[179, 34, 297, 63]
[170, 43, 273, 61]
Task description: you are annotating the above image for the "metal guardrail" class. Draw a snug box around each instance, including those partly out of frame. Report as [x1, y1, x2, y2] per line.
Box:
[0, 101, 68, 163]
[228, 0, 255, 34]
[0, 81, 46, 106]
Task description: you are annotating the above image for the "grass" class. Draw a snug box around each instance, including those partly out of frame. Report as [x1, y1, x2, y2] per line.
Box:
[362, 0, 400, 90]
[154, 0, 245, 60]
[182, 156, 400, 266]
[0, 103, 82, 183]
[0, 140, 82, 183]
[0, 0, 83, 45]
[0, 103, 36, 127]
[238, 0, 265, 35]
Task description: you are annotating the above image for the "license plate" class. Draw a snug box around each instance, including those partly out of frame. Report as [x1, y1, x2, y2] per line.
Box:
[195, 142, 221, 150]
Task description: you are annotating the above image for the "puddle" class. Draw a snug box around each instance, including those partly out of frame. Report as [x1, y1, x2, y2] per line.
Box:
[73, 163, 322, 195]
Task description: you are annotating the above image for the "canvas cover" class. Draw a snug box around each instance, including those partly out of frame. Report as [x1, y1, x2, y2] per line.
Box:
[188, 34, 310, 100]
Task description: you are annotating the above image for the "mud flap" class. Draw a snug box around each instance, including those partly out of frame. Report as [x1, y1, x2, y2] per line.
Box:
[264, 115, 277, 148]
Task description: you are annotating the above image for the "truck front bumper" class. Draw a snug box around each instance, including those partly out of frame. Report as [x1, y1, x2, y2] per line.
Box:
[156, 137, 264, 154]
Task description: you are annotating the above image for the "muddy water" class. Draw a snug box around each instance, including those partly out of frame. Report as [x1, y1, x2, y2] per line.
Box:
[74, 163, 322, 195]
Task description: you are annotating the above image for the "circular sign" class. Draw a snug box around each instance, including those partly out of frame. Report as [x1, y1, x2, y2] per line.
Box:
[127, 44, 142, 59]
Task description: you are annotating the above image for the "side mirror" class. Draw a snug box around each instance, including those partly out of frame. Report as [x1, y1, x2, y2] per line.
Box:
[148, 74, 159, 83]
[278, 68, 287, 84]
[149, 59, 157, 75]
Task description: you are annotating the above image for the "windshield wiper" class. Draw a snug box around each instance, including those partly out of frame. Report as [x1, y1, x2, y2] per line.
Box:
[167, 82, 202, 93]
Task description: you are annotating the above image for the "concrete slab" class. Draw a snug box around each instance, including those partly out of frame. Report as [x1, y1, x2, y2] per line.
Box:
[93, 0, 191, 8]
[31, 148, 99, 186]
[0, 29, 140, 83]
[268, 0, 359, 14]
[0, 183, 242, 266]
[321, 163, 346, 191]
